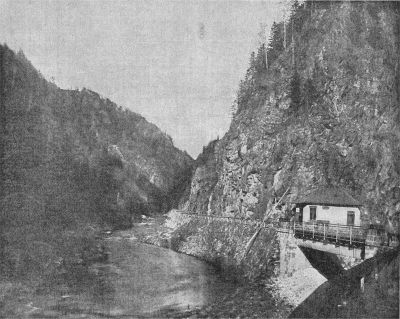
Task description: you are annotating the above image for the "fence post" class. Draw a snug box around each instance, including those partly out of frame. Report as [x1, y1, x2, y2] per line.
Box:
[360, 277, 365, 293]
[336, 224, 339, 243]
[312, 222, 315, 239]
[323, 223, 326, 241]
[350, 226, 352, 246]
[302, 222, 305, 238]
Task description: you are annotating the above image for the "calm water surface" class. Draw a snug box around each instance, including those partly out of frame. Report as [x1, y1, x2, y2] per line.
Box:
[26, 230, 237, 318]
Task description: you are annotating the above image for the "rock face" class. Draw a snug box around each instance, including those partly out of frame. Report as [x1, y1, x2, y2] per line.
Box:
[187, 1, 400, 225]
[187, 140, 219, 213]
[173, 1, 400, 293]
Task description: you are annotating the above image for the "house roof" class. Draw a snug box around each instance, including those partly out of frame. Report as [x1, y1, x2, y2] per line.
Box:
[295, 187, 361, 207]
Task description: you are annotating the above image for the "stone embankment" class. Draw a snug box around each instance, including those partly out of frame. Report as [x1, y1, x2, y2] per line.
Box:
[135, 210, 326, 310]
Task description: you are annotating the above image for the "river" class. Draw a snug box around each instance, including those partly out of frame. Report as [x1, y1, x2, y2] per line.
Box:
[6, 229, 285, 318]
[85, 233, 238, 317]
[9, 223, 396, 318]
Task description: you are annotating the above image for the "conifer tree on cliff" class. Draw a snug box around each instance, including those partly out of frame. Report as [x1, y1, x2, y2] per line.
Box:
[267, 22, 284, 68]
[289, 69, 301, 113]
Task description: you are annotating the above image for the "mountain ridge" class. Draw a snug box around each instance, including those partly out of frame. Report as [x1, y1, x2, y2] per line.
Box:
[0, 44, 194, 217]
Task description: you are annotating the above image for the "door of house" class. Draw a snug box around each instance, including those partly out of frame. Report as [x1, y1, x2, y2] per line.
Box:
[310, 206, 317, 221]
[347, 211, 355, 226]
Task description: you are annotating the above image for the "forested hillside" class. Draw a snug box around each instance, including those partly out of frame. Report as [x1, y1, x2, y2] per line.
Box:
[0, 44, 193, 280]
[188, 0, 399, 222]
[176, 0, 400, 279]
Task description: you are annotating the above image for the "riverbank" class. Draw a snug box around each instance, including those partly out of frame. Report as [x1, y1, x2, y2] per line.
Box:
[120, 219, 294, 318]
[138, 211, 398, 319]
[132, 210, 326, 315]
[3, 231, 281, 318]
[4, 211, 375, 318]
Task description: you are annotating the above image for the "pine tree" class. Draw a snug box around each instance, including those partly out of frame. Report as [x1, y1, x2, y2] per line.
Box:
[236, 52, 257, 112]
[267, 22, 284, 68]
[255, 44, 267, 71]
[289, 69, 301, 113]
[303, 78, 318, 113]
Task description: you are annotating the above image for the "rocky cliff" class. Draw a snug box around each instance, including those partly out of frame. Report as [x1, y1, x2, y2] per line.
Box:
[168, 1, 400, 292]
[187, 1, 400, 224]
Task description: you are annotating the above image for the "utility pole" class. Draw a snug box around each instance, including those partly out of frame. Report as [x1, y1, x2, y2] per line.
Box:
[283, 13, 287, 50]
[292, 18, 295, 67]
[262, 0, 269, 70]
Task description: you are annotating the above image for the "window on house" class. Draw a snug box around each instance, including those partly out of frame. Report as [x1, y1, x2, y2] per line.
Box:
[310, 206, 317, 221]
[347, 211, 355, 226]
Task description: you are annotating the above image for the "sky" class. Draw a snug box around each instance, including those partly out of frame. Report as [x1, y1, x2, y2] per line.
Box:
[0, 0, 286, 157]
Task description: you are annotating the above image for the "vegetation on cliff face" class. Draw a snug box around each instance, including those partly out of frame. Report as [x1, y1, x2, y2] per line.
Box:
[178, 0, 400, 280]
[188, 0, 399, 222]
[0, 45, 193, 283]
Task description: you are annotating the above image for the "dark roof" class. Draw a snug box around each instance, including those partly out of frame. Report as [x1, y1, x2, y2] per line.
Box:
[295, 187, 361, 207]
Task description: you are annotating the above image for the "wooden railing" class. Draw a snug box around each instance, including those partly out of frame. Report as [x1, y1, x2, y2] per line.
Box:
[290, 221, 366, 247]
[178, 212, 398, 248]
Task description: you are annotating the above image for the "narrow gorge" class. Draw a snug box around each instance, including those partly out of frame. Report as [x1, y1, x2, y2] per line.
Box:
[0, 1, 399, 318]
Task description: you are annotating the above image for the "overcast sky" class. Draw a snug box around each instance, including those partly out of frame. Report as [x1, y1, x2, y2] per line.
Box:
[0, 0, 286, 157]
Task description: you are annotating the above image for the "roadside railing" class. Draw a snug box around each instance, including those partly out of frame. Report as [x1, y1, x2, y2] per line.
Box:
[177, 212, 399, 248]
[290, 221, 366, 247]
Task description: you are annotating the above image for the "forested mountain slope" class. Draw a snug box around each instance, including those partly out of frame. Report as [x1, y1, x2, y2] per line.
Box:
[187, 1, 400, 224]
[0, 44, 193, 278]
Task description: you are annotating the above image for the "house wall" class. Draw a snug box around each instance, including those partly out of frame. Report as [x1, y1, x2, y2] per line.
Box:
[302, 205, 361, 226]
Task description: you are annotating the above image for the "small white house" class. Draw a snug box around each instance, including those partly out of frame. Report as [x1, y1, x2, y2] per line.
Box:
[295, 187, 362, 226]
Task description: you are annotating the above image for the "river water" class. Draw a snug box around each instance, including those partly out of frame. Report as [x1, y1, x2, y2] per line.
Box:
[89, 233, 238, 317]
[36, 229, 393, 319]
[11, 230, 242, 318]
